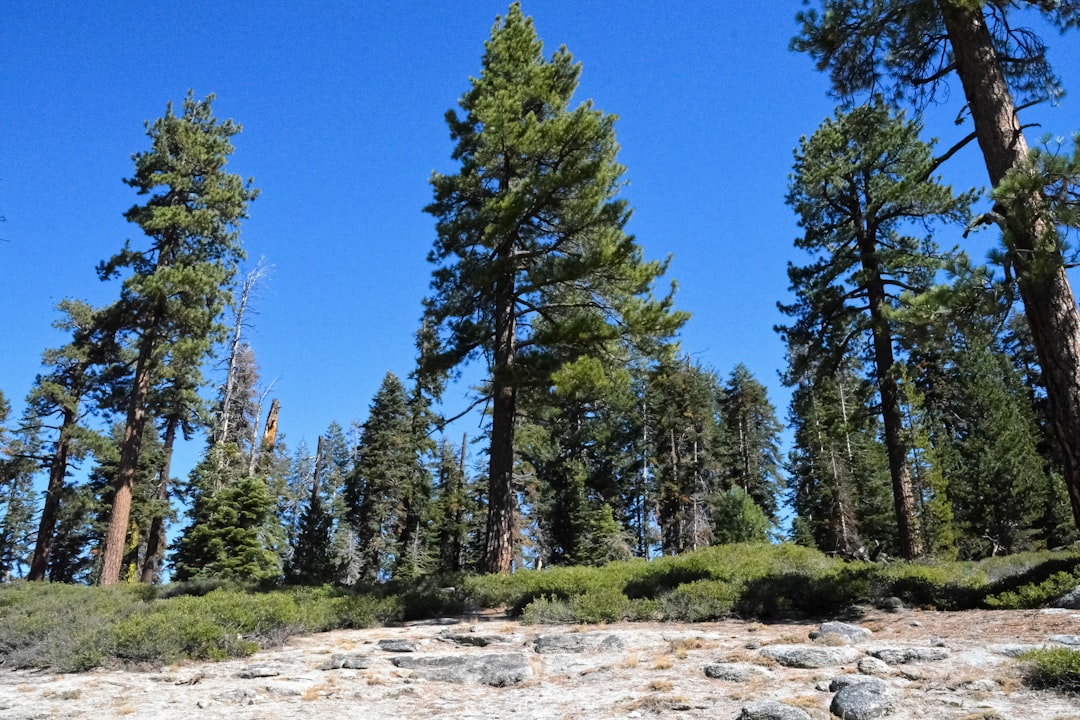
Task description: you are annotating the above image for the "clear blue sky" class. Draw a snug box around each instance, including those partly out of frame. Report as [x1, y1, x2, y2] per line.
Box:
[2, 2, 1079, 481]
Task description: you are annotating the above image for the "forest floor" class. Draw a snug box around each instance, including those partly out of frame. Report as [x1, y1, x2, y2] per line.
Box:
[1, 607, 1079, 719]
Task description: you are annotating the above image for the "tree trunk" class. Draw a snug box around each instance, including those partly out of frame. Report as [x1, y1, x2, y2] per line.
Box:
[140, 416, 177, 584]
[100, 339, 154, 585]
[484, 270, 517, 574]
[941, 2, 1080, 528]
[28, 405, 78, 581]
[858, 231, 924, 559]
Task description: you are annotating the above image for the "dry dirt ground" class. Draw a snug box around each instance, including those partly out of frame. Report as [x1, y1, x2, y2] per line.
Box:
[1, 608, 1079, 719]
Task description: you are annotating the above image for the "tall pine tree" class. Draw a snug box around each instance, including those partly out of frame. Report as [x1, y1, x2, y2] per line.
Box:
[422, 4, 685, 573]
[96, 92, 257, 584]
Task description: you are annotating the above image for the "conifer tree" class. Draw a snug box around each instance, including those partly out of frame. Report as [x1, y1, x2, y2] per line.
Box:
[794, 0, 1080, 536]
[345, 373, 416, 584]
[24, 300, 114, 580]
[431, 438, 476, 573]
[780, 101, 973, 558]
[786, 360, 895, 555]
[716, 364, 783, 519]
[96, 92, 257, 584]
[645, 357, 723, 555]
[423, 4, 685, 573]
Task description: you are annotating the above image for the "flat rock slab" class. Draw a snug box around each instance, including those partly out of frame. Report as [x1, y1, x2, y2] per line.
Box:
[533, 633, 624, 654]
[703, 662, 771, 681]
[829, 674, 874, 691]
[1048, 634, 1080, 645]
[759, 644, 860, 668]
[736, 700, 812, 720]
[810, 621, 872, 644]
[320, 653, 373, 670]
[830, 676, 894, 720]
[439, 631, 518, 647]
[869, 647, 949, 664]
[378, 639, 418, 653]
[390, 653, 530, 686]
[235, 663, 282, 678]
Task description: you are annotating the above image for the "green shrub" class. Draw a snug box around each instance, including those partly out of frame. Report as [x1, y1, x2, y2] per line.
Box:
[1020, 647, 1080, 692]
[521, 595, 577, 624]
[657, 579, 739, 621]
[570, 588, 631, 623]
[985, 571, 1080, 609]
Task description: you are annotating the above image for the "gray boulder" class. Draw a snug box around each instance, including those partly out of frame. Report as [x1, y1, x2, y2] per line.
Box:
[1051, 583, 1080, 609]
[533, 633, 624, 654]
[829, 674, 883, 692]
[830, 676, 894, 720]
[378, 639, 418, 653]
[856, 656, 890, 676]
[213, 687, 259, 703]
[869, 647, 949, 664]
[760, 645, 860, 668]
[736, 700, 812, 720]
[390, 653, 530, 686]
[810, 621, 871, 645]
[877, 596, 904, 612]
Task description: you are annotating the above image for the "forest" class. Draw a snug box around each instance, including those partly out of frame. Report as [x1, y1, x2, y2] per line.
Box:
[2, 1, 1080, 590]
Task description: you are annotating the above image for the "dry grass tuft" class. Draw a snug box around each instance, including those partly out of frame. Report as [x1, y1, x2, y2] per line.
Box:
[647, 680, 673, 692]
[652, 655, 674, 670]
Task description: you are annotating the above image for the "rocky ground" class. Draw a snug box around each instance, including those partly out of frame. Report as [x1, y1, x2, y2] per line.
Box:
[1, 607, 1079, 719]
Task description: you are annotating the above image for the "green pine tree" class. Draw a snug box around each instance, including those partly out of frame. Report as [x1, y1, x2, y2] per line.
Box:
[422, 3, 685, 573]
[794, 0, 1080, 541]
[345, 373, 415, 584]
[780, 101, 973, 558]
[716, 364, 783, 519]
[96, 92, 257, 584]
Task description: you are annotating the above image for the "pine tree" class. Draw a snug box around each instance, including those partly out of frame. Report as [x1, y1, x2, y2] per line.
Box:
[24, 301, 113, 580]
[780, 101, 973, 558]
[794, 0, 1080, 540]
[716, 364, 783, 519]
[422, 4, 685, 573]
[171, 470, 280, 583]
[345, 373, 415, 584]
[431, 438, 476, 574]
[96, 92, 257, 584]
[786, 360, 895, 555]
[645, 357, 723, 555]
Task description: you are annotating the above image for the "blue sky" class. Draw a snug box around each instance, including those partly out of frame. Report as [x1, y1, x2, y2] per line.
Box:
[2, 2, 1079, 481]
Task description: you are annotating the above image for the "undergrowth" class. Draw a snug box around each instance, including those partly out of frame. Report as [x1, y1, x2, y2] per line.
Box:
[2, 543, 1077, 672]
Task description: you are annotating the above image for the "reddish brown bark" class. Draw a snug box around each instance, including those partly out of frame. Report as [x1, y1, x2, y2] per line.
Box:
[99, 340, 154, 586]
[941, 2, 1080, 528]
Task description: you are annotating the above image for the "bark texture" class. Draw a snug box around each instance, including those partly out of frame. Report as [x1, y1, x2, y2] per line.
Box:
[485, 269, 517, 575]
[941, 2, 1080, 527]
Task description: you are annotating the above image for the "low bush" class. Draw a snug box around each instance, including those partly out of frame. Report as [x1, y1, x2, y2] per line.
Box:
[1020, 647, 1080, 693]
